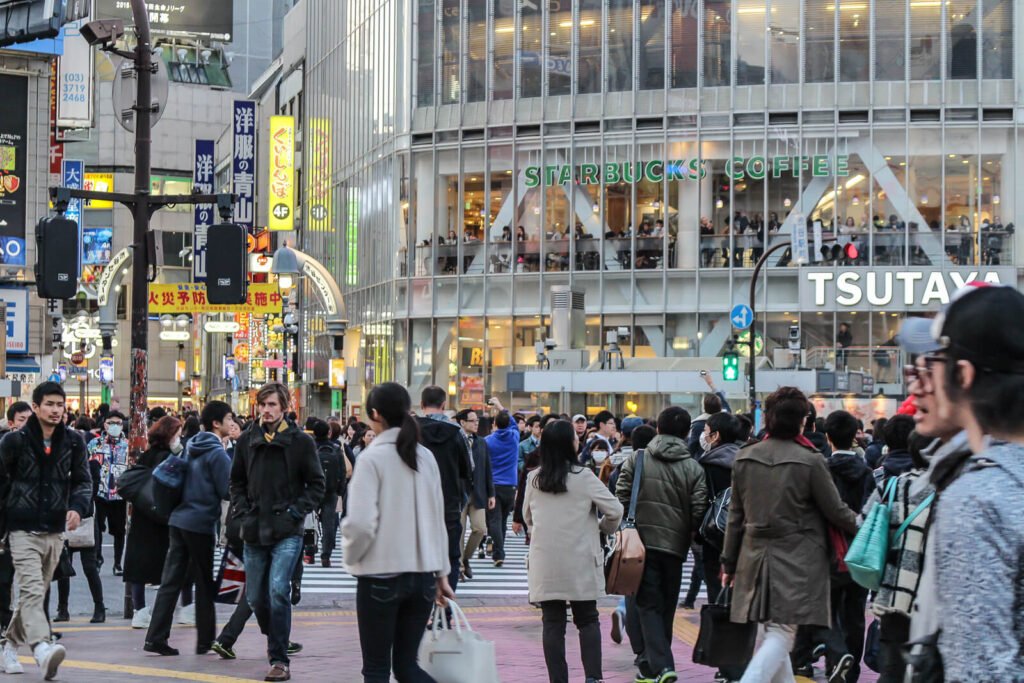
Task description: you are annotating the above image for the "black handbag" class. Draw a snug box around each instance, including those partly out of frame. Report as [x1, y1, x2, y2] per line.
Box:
[50, 544, 76, 582]
[692, 586, 756, 669]
[117, 464, 169, 524]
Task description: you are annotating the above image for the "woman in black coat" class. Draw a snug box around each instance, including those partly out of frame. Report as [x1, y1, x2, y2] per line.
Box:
[123, 415, 182, 627]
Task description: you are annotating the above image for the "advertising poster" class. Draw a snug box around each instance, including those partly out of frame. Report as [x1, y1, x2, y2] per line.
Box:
[267, 116, 295, 231]
[0, 75, 28, 256]
[82, 228, 113, 265]
[97, 1, 233, 40]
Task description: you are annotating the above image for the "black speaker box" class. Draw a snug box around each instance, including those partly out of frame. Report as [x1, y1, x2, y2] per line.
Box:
[206, 223, 248, 304]
[35, 217, 79, 299]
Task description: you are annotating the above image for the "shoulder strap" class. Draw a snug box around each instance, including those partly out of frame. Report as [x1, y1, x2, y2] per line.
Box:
[883, 475, 899, 506]
[626, 450, 644, 523]
[893, 491, 936, 542]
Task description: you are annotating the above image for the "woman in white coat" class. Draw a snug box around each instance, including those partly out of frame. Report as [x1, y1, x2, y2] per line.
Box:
[342, 382, 455, 682]
[523, 420, 624, 683]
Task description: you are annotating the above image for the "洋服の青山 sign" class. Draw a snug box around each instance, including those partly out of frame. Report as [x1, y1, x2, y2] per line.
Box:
[524, 155, 850, 188]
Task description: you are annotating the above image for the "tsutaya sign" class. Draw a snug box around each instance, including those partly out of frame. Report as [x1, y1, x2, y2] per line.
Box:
[800, 267, 1016, 311]
[524, 155, 850, 188]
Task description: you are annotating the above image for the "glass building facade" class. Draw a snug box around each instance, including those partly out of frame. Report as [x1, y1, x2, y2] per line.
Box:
[305, 0, 1023, 415]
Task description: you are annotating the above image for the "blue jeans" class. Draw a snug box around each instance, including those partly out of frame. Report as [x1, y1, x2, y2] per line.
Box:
[244, 536, 302, 665]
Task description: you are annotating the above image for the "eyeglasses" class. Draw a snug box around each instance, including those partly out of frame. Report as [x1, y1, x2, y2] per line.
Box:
[903, 353, 947, 392]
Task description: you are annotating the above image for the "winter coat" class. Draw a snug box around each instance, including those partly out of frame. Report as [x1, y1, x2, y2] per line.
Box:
[417, 416, 471, 522]
[826, 450, 874, 516]
[615, 434, 708, 559]
[466, 434, 494, 510]
[86, 433, 129, 501]
[342, 429, 450, 578]
[878, 448, 914, 479]
[699, 441, 740, 500]
[314, 438, 346, 502]
[123, 447, 171, 585]
[935, 442, 1024, 680]
[523, 467, 622, 603]
[230, 421, 326, 546]
[686, 391, 732, 459]
[721, 437, 859, 627]
[0, 416, 92, 534]
[169, 432, 231, 536]
[803, 430, 831, 457]
[484, 416, 519, 487]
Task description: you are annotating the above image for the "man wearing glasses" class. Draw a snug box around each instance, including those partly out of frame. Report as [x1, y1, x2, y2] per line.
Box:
[455, 409, 494, 579]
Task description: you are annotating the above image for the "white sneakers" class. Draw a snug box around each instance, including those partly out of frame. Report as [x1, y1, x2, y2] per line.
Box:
[2, 641, 22, 674]
[177, 603, 196, 625]
[131, 606, 151, 630]
[32, 642, 65, 681]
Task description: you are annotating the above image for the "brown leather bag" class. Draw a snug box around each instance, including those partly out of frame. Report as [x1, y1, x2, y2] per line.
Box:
[605, 451, 646, 596]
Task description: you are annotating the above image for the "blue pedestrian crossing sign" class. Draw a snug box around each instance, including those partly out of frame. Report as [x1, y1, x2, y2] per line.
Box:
[731, 304, 754, 329]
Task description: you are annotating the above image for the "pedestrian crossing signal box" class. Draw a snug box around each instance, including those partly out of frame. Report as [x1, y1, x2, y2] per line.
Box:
[722, 352, 740, 382]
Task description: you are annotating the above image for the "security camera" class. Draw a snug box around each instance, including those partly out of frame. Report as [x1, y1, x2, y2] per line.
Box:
[544, 339, 557, 350]
[788, 325, 801, 352]
[80, 19, 125, 47]
[617, 326, 630, 339]
[534, 341, 545, 355]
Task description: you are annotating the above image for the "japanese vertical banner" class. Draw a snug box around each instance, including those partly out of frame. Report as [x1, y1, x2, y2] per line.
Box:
[232, 101, 256, 230]
[62, 159, 83, 275]
[192, 139, 214, 282]
[306, 117, 332, 232]
[267, 116, 295, 232]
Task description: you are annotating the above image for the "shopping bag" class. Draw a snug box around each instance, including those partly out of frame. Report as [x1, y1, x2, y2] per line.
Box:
[418, 601, 500, 683]
[214, 545, 246, 605]
[692, 587, 756, 669]
[845, 477, 898, 590]
[65, 516, 95, 549]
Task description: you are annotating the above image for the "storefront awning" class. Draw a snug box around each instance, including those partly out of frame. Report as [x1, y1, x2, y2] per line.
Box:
[4, 357, 40, 374]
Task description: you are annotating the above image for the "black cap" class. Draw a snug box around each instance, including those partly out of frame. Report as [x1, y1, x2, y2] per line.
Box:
[940, 285, 1024, 373]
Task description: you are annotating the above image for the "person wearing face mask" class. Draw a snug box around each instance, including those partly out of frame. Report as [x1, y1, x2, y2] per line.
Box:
[87, 411, 130, 575]
[121, 416, 183, 630]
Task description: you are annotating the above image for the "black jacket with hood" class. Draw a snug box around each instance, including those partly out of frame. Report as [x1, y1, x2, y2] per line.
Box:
[230, 420, 326, 546]
[698, 440, 740, 500]
[0, 415, 92, 534]
[417, 416, 471, 521]
[827, 449, 874, 515]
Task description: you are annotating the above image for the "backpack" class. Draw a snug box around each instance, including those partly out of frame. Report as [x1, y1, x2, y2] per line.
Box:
[317, 441, 345, 500]
[699, 487, 732, 551]
[151, 449, 189, 519]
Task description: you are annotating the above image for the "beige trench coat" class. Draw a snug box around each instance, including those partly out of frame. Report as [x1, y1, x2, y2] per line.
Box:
[721, 438, 859, 627]
[523, 467, 624, 603]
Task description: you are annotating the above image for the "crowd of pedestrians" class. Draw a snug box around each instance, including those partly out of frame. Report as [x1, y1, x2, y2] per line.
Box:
[0, 283, 1019, 682]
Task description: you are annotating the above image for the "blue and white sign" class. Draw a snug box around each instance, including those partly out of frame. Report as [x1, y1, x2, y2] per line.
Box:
[730, 304, 754, 330]
[193, 139, 215, 282]
[0, 237, 25, 266]
[232, 101, 256, 229]
[792, 217, 810, 265]
[56, 22, 93, 129]
[0, 287, 30, 354]
[62, 159, 84, 275]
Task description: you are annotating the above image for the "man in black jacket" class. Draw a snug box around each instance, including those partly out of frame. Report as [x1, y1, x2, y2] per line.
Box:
[230, 384, 325, 683]
[311, 420, 345, 568]
[417, 386, 471, 593]
[0, 382, 91, 680]
[455, 409, 494, 579]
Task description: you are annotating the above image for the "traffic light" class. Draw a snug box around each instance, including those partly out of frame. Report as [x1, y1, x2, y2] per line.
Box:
[206, 223, 248, 304]
[722, 351, 740, 382]
[35, 216, 79, 299]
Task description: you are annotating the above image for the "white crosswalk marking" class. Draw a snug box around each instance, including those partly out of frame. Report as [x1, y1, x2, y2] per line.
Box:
[295, 528, 708, 601]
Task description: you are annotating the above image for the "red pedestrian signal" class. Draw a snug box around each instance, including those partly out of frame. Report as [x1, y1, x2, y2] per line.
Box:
[844, 243, 859, 261]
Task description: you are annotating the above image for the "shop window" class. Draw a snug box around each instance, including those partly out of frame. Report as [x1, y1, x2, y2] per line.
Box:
[441, 0, 461, 103]
[548, 0, 573, 96]
[839, 0, 870, 82]
[770, 0, 800, 85]
[982, 0, 1013, 79]
[735, 2, 766, 85]
[467, 0, 487, 101]
[909, 0, 941, 79]
[670, 0, 698, 88]
[607, 0, 634, 91]
[703, 0, 731, 87]
[638, 0, 665, 89]
[492, 0, 514, 99]
[577, 0, 602, 93]
[520, 0, 542, 97]
[417, 0, 435, 105]
[805, 2, 835, 83]
[875, 0, 906, 81]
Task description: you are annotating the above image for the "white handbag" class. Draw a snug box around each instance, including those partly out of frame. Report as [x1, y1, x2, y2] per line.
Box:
[418, 601, 500, 683]
[65, 516, 95, 549]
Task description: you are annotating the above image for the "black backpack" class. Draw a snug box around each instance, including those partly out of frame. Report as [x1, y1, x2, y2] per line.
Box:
[317, 442, 345, 501]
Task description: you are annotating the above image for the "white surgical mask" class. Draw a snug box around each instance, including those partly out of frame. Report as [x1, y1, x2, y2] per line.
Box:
[107, 424, 123, 438]
[592, 451, 608, 464]
[170, 437, 182, 453]
[699, 432, 710, 452]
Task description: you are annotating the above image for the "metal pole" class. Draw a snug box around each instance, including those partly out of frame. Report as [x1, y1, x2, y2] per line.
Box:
[177, 343, 184, 414]
[747, 241, 793, 410]
[127, 0, 153, 467]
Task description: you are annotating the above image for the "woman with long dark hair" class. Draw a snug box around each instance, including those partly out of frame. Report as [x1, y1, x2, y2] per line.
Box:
[523, 420, 623, 683]
[342, 382, 454, 682]
[122, 415, 183, 629]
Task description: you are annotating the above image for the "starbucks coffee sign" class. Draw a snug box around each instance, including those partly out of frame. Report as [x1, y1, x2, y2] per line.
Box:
[524, 155, 850, 188]
[800, 267, 1016, 311]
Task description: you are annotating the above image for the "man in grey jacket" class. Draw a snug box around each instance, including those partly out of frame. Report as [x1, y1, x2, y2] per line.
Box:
[616, 407, 708, 683]
[145, 401, 233, 658]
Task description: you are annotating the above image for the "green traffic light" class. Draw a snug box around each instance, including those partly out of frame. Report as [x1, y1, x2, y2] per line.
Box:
[723, 352, 740, 382]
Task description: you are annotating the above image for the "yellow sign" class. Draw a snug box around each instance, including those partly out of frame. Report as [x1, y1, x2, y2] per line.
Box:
[267, 116, 295, 231]
[307, 118, 332, 232]
[148, 283, 284, 316]
[84, 173, 114, 209]
[234, 343, 250, 364]
[174, 360, 187, 383]
[329, 358, 346, 389]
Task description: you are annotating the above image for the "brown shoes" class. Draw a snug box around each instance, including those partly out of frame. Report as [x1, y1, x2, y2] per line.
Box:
[264, 663, 291, 681]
